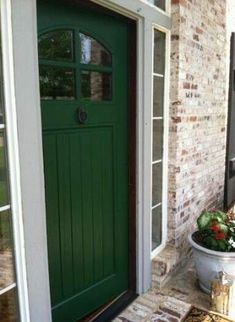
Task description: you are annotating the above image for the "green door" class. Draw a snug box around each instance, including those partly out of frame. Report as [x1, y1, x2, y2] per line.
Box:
[37, 1, 129, 321]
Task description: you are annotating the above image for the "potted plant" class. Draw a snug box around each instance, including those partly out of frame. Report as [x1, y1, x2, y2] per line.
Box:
[188, 209, 235, 294]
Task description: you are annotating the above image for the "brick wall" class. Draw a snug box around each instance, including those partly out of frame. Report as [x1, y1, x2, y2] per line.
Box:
[168, 0, 227, 251]
[226, 0, 235, 95]
[152, 0, 235, 288]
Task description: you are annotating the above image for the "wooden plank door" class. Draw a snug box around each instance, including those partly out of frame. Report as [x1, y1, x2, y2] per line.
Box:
[225, 33, 235, 208]
[37, 1, 129, 321]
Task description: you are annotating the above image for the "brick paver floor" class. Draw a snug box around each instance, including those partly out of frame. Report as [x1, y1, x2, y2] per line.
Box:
[113, 260, 211, 322]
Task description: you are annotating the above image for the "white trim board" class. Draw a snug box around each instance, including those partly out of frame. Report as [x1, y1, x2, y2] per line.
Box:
[0, 1, 30, 321]
[90, 0, 171, 289]
[9, 0, 52, 321]
[92, 0, 171, 27]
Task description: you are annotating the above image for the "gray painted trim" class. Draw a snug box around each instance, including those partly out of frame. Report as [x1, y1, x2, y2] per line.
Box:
[10, 0, 52, 321]
[92, 0, 171, 293]
[92, 0, 171, 29]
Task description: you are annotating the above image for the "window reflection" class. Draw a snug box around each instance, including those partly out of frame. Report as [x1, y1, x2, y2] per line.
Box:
[81, 71, 112, 101]
[152, 163, 162, 206]
[153, 76, 164, 117]
[0, 63, 4, 124]
[0, 211, 15, 291]
[147, 0, 165, 11]
[0, 132, 9, 207]
[0, 288, 18, 322]
[39, 66, 75, 100]
[38, 30, 74, 61]
[80, 33, 112, 66]
[152, 206, 162, 250]
[153, 120, 163, 161]
[154, 30, 166, 75]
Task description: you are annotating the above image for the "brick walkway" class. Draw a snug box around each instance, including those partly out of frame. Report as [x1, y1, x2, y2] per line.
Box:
[113, 261, 210, 322]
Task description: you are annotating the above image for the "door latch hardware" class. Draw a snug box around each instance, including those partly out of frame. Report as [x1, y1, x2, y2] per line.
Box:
[76, 108, 88, 124]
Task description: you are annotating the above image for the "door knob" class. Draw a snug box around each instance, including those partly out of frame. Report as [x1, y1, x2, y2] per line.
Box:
[76, 108, 88, 124]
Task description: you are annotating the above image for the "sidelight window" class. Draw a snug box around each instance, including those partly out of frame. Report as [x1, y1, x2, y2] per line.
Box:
[0, 21, 19, 321]
[152, 29, 167, 252]
[146, 0, 166, 11]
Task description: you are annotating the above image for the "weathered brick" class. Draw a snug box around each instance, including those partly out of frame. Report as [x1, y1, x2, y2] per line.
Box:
[183, 82, 190, 89]
[196, 27, 203, 34]
[168, 317, 179, 322]
[160, 307, 181, 318]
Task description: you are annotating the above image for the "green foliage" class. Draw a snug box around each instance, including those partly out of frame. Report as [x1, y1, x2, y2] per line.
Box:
[196, 210, 235, 252]
[197, 211, 227, 230]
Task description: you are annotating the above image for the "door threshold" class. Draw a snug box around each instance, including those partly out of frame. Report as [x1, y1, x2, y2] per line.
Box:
[80, 290, 137, 322]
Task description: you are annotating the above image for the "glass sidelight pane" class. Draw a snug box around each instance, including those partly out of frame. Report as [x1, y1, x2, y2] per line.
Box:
[152, 205, 162, 250]
[152, 162, 162, 206]
[38, 30, 74, 61]
[0, 288, 18, 322]
[153, 76, 164, 117]
[154, 0, 165, 10]
[81, 71, 112, 101]
[80, 33, 112, 66]
[154, 30, 165, 75]
[147, 0, 165, 10]
[0, 132, 9, 207]
[0, 211, 15, 291]
[153, 120, 163, 161]
[0, 60, 4, 124]
[0, 11, 19, 322]
[39, 66, 75, 100]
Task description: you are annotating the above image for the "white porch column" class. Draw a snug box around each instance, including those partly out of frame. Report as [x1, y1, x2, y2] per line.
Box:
[10, 0, 52, 321]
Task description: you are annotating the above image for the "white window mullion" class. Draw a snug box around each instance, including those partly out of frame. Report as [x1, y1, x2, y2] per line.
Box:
[0, 283, 16, 296]
[153, 73, 164, 77]
[151, 26, 168, 255]
[152, 159, 162, 165]
[0, 204, 10, 212]
[152, 202, 162, 210]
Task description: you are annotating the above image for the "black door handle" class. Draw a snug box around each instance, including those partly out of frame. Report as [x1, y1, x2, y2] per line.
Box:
[76, 108, 88, 124]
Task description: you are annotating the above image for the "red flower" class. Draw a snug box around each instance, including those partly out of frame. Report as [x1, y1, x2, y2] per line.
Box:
[215, 232, 226, 240]
[210, 224, 219, 232]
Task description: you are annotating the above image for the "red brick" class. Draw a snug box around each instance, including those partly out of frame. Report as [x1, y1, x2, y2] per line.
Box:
[168, 317, 179, 322]
[191, 84, 198, 90]
[171, 116, 181, 123]
[196, 27, 203, 34]
[183, 200, 190, 208]
[183, 82, 190, 89]
[189, 116, 197, 122]
[160, 307, 181, 318]
[172, 0, 187, 6]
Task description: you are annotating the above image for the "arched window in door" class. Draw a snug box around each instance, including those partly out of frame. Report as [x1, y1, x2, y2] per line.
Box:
[38, 29, 112, 101]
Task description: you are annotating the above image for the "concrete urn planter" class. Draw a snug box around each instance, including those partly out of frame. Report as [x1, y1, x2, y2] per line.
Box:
[188, 232, 235, 294]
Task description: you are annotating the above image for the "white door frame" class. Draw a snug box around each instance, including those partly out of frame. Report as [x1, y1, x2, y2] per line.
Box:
[92, 0, 171, 294]
[3, 0, 171, 321]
